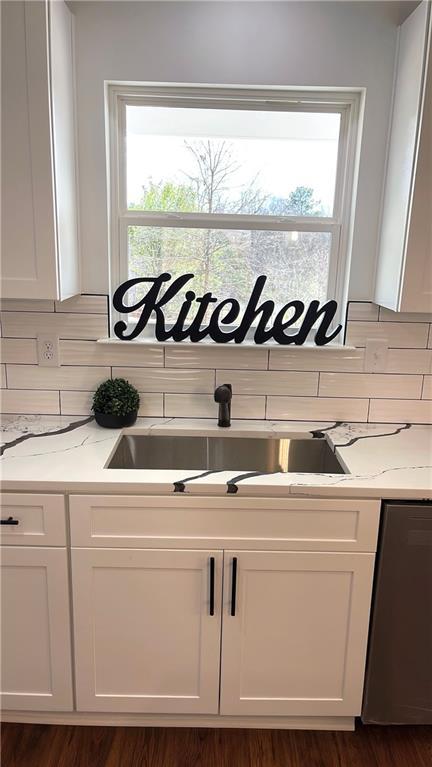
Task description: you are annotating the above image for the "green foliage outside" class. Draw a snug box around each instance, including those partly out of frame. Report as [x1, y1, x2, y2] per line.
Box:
[127, 140, 330, 321]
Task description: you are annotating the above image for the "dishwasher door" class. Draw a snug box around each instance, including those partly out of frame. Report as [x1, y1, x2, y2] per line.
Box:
[362, 502, 432, 724]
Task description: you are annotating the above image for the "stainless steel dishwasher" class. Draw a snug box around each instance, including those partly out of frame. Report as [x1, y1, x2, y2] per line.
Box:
[362, 501, 432, 724]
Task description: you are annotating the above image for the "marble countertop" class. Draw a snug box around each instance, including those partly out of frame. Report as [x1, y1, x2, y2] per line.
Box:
[0, 415, 431, 500]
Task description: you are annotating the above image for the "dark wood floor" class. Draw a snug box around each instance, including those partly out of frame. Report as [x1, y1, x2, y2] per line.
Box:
[1, 722, 432, 767]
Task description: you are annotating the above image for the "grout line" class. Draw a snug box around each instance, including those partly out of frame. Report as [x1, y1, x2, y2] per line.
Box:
[0, 308, 55, 315]
[106, 294, 111, 336]
[1, 390, 429, 402]
[0, 309, 107, 315]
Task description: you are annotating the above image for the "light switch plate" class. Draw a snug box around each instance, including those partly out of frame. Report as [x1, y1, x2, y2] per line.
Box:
[364, 338, 388, 372]
[37, 335, 60, 367]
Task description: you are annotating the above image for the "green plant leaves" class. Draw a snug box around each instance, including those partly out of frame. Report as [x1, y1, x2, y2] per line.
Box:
[92, 378, 140, 416]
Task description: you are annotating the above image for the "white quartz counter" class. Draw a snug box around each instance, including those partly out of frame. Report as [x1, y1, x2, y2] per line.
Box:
[0, 415, 431, 500]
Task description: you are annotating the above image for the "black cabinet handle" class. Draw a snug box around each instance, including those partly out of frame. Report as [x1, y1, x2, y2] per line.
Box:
[1, 516, 19, 526]
[209, 557, 215, 616]
[231, 557, 238, 616]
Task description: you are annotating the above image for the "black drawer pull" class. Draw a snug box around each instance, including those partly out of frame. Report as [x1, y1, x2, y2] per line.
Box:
[1, 516, 19, 526]
[231, 557, 238, 616]
[209, 557, 215, 616]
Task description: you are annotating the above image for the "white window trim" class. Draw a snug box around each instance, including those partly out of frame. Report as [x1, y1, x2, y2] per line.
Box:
[106, 83, 363, 345]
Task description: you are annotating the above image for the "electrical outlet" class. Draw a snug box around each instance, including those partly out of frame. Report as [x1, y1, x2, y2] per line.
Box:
[37, 335, 59, 367]
[364, 338, 388, 372]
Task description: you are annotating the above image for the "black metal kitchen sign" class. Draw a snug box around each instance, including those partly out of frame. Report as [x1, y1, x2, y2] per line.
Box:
[113, 273, 342, 345]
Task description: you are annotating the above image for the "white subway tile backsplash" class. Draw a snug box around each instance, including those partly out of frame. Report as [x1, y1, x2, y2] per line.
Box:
[0, 298, 431, 425]
[422, 376, 432, 400]
[215, 369, 318, 396]
[60, 340, 163, 367]
[319, 372, 423, 400]
[55, 295, 107, 314]
[60, 390, 164, 417]
[60, 391, 94, 416]
[347, 302, 379, 321]
[1, 389, 60, 415]
[6, 365, 110, 391]
[0, 338, 38, 364]
[113, 367, 214, 394]
[383, 349, 432, 374]
[379, 307, 432, 323]
[165, 393, 265, 419]
[369, 399, 432, 424]
[165, 345, 268, 370]
[1, 312, 107, 340]
[0, 299, 54, 313]
[267, 396, 369, 422]
[269, 347, 365, 372]
[137, 393, 164, 417]
[346, 321, 429, 349]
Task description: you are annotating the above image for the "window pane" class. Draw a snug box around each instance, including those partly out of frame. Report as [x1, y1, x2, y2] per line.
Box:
[126, 106, 340, 217]
[127, 226, 331, 324]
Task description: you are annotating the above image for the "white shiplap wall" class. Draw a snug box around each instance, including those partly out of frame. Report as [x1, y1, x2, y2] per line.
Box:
[0, 297, 431, 424]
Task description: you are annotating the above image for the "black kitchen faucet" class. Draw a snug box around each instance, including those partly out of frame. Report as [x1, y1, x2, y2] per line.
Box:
[214, 384, 232, 427]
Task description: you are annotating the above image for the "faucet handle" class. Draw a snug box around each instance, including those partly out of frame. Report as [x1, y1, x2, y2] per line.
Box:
[214, 383, 232, 403]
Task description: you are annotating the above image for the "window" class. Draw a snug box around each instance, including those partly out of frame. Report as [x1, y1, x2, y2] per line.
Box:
[108, 85, 361, 341]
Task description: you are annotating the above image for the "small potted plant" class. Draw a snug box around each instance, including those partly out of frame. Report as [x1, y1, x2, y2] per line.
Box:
[92, 378, 140, 428]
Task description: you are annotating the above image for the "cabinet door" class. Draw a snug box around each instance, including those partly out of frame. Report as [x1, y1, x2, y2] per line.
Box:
[1, 547, 73, 711]
[1, 1, 79, 300]
[374, 1, 431, 311]
[1, 1, 57, 299]
[72, 548, 222, 713]
[400, 35, 432, 312]
[49, 0, 80, 300]
[220, 551, 374, 717]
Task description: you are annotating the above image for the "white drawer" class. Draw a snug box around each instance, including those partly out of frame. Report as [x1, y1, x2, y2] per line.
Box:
[69, 495, 380, 552]
[0, 494, 66, 546]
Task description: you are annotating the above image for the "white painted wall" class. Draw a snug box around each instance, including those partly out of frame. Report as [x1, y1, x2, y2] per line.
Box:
[71, 1, 410, 298]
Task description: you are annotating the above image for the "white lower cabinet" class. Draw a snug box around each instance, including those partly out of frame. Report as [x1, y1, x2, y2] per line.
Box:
[71, 545, 375, 719]
[1, 493, 379, 726]
[72, 548, 223, 713]
[219, 551, 375, 717]
[0, 547, 73, 711]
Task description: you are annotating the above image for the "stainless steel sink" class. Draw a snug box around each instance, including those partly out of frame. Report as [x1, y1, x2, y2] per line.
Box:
[107, 435, 346, 474]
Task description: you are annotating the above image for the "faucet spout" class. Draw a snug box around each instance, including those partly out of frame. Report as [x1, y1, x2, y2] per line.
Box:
[214, 384, 232, 427]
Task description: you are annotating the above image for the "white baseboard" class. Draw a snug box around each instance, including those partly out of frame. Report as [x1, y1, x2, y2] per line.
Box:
[1, 710, 355, 731]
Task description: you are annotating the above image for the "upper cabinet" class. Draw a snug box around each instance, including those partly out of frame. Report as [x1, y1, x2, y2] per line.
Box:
[1, 1, 80, 300]
[375, 1, 432, 313]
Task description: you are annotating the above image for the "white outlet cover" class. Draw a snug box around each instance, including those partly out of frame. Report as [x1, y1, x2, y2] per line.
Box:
[37, 334, 60, 367]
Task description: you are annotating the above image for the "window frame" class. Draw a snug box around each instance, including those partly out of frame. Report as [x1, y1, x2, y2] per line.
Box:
[106, 83, 362, 343]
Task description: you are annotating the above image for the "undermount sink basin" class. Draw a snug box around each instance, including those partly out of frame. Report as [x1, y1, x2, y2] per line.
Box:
[107, 435, 346, 474]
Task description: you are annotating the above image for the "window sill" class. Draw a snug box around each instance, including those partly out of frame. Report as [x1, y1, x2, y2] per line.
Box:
[97, 337, 355, 352]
